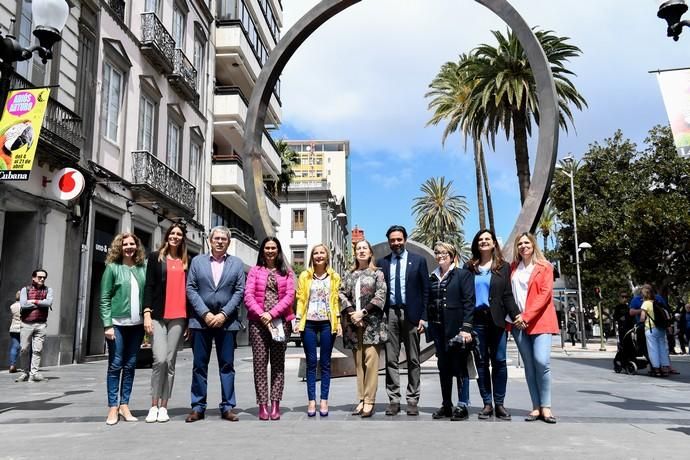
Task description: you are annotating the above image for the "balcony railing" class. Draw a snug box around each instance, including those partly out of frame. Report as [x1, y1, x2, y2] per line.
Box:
[131, 150, 197, 214]
[216, 0, 281, 102]
[140, 12, 175, 74]
[106, 0, 125, 22]
[8, 72, 84, 164]
[168, 49, 198, 103]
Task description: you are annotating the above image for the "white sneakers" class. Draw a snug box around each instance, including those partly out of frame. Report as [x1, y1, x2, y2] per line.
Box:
[145, 406, 158, 423]
[157, 407, 169, 423]
[146, 406, 170, 423]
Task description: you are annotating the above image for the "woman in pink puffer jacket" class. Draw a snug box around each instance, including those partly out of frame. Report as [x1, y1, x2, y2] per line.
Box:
[244, 237, 296, 421]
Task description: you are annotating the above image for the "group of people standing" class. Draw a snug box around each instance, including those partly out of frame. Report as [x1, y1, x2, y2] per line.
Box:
[425, 229, 559, 424]
[84, 221, 561, 424]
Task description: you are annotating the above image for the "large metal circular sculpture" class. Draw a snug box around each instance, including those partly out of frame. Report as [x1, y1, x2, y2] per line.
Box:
[242, 0, 559, 259]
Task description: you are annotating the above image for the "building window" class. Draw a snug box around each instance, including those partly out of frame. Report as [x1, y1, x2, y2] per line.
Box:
[193, 34, 206, 108]
[144, 0, 160, 14]
[190, 141, 202, 210]
[102, 62, 123, 143]
[172, 3, 186, 48]
[166, 120, 182, 172]
[292, 209, 305, 231]
[292, 249, 305, 267]
[137, 95, 156, 151]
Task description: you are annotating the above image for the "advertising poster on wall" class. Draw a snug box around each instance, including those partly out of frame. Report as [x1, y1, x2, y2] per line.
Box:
[0, 87, 51, 181]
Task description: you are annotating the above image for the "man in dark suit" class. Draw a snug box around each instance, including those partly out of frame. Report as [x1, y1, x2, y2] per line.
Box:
[185, 226, 245, 422]
[377, 225, 430, 416]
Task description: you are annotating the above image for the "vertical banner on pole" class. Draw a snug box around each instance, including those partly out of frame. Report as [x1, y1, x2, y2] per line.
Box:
[0, 87, 51, 180]
[656, 69, 690, 157]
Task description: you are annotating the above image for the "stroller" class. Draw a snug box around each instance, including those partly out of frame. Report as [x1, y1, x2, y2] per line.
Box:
[613, 323, 648, 374]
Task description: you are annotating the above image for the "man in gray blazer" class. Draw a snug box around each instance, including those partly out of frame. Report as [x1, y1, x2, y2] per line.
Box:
[185, 226, 245, 422]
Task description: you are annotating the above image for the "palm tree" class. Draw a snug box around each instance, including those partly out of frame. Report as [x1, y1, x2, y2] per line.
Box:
[537, 201, 557, 250]
[410, 176, 469, 253]
[460, 28, 587, 203]
[426, 57, 495, 232]
[275, 140, 297, 195]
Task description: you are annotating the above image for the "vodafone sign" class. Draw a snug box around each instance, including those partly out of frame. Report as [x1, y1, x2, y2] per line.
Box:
[51, 168, 85, 201]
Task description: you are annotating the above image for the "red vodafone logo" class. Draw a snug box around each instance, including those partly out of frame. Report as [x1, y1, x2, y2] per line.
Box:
[52, 168, 85, 201]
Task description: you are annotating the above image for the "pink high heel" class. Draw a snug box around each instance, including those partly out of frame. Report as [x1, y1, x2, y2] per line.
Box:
[258, 404, 269, 421]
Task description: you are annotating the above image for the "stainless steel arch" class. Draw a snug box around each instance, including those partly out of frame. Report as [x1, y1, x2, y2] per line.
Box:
[241, 0, 558, 258]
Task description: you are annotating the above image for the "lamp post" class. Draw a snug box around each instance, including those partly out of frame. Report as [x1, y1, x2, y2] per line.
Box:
[557, 156, 588, 348]
[0, 0, 69, 100]
[657, 0, 690, 40]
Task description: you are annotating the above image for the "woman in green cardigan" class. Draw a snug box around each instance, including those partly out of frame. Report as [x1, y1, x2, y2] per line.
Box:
[100, 232, 147, 425]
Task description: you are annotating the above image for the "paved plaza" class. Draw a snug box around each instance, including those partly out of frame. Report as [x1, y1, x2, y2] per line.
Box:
[1, 339, 689, 459]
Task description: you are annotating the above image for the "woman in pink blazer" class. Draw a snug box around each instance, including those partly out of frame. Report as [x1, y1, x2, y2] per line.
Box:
[244, 237, 296, 421]
[510, 232, 559, 424]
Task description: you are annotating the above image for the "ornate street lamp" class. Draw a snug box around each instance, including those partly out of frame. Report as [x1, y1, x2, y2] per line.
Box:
[658, 0, 690, 41]
[0, 0, 69, 68]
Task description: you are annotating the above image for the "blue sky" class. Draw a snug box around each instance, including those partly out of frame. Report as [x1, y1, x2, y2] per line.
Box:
[275, 1, 689, 246]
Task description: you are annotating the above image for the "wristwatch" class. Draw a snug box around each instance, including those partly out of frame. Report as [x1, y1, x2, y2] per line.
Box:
[361, 309, 368, 317]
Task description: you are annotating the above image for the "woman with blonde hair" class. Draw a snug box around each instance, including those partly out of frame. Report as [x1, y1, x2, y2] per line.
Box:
[100, 232, 147, 425]
[295, 243, 341, 416]
[143, 222, 189, 423]
[510, 232, 559, 424]
[339, 240, 387, 418]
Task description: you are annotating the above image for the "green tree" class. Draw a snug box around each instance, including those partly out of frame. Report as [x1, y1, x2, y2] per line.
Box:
[460, 28, 588, 203]
[550, 127, 690, 311]
[426, 57, 495, 232]
[537, 201, 557, 250]
[410, 176, 469, 257]
[275, 140, 297, 195]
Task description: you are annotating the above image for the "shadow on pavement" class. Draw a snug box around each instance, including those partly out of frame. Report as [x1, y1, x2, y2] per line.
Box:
[580, 390, 690, 413]
[0, 390, 93, 419]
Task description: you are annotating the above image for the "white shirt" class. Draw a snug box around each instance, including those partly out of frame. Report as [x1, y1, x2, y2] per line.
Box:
[511, 261, 534, 314]
[112, 272, 143, 326]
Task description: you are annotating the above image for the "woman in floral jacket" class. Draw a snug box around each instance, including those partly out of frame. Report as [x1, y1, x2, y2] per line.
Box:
[339, 240, 387, 418]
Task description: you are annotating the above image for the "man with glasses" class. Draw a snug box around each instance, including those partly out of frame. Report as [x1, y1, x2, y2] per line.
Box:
[185, 226, 245, 422]
[16, 269, 53, 382]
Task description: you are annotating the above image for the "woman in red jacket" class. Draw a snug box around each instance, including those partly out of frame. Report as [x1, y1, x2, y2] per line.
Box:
[244, 237, 296, 421]
[510, 232, 559, 424]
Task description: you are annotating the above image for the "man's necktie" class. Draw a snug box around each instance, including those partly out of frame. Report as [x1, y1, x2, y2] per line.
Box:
[394, 255, 402, 305]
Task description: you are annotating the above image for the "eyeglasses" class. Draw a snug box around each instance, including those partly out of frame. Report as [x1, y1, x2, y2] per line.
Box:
[434, 251, 450, 257]
[35, 276, 46, 280]
[211, 237, 229, 242]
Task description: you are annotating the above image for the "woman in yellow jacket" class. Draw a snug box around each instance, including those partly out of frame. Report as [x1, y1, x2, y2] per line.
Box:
[295, 243, 342, 416]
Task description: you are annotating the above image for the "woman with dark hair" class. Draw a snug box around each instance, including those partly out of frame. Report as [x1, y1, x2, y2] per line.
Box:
[510, 232, 559, 424]
[143, 223, 189, 423]
[100, 232, 147, 425]
[295, 243, 342, 416]
[465, 229, 522, 420]
[244, 237, 296, 420]
[339, 240, 386, 418]
[428, 241, 475, 421]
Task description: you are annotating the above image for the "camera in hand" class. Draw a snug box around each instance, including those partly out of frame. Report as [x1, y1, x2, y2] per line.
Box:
[448, 334, 468, 350]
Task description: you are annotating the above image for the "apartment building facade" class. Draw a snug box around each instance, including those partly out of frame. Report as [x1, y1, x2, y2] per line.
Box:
[0, 0, 216, 365]
[211, 0, 283, 273]
[278, 140, 351, 275]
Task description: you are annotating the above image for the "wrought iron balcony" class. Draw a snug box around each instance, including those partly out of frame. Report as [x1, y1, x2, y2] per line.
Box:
[131, 150, 197, 216]
[8, 72, 83, 166]
[106, 0, 125, 22]
[140, 12, 175, 74]
[168, 49, 198, 103]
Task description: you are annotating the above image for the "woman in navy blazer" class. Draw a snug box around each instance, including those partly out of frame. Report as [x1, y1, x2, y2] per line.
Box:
[465, 229, 522, 421]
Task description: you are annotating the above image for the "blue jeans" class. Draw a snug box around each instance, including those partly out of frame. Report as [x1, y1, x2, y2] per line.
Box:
[301, 321, 335, 401]
[474, 313, 508, 406]
[8, 332, 20, 366]
[512, 330, 552, 408]
[645, 327, 670, 369]
[106, 325, 144, 407]
[191, 328, 237, 414]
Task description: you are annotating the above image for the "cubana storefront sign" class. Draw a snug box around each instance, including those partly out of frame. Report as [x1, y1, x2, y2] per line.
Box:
[0, 88, 50, 181]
